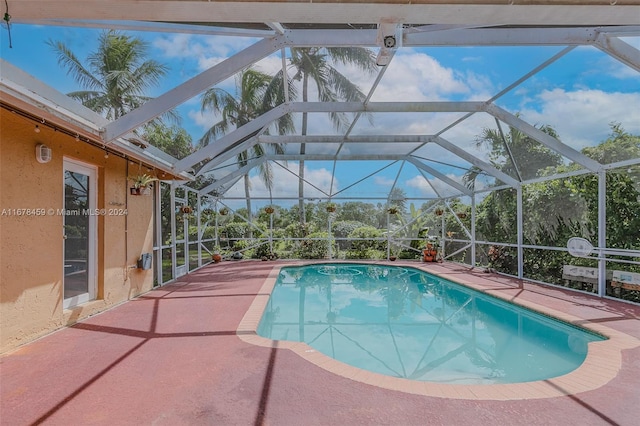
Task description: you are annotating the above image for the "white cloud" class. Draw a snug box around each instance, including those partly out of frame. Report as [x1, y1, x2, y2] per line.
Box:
[253, 55, 285, 76]
[374, 176, 395, 187]
[405, 173, 466, 198]
[153, 33, 193, 58]
[222, 162, 338, 202]
[188, 109, 219, 132]
[371, 52, 472, 102]
[605, 54, 640, 80]
[519, 88, 640, 149]
[153, 34, 258, 73]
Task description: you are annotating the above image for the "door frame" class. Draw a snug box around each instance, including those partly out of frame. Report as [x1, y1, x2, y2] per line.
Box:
[63, 158, 98, 309]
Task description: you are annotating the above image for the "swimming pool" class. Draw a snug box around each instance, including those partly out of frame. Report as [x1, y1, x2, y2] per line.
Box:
[257, 263, 605, 385]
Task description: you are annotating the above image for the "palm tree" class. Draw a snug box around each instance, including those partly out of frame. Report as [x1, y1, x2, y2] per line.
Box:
[199, 68, 295, 226]
[463, 120, 564, 255]
[48, 30, 176, 125]
[463, 119, 563, 188]
[288, 47, 377, 224]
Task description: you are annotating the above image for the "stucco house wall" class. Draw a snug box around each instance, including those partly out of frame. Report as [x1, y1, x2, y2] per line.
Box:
[0, 110, 156, 353]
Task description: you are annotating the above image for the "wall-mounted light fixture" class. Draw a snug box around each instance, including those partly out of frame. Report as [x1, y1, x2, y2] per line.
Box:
[34, 124, 40, 133]
[36, 143, 52, 163]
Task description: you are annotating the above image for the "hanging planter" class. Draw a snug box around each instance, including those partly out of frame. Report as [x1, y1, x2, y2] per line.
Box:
[434, 208, 444, 216]
[264, 206, 275, 214]
[128, 173, 157, 196]
[456, 212, 467, 219]
[326, 203, 337, 213]
[180, 205, 193, 214]
[387, 207, 398, 215]
[219, 207, 229, 216]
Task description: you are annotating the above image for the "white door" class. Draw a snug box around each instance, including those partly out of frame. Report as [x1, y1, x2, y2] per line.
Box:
[63, 158, 97, 308]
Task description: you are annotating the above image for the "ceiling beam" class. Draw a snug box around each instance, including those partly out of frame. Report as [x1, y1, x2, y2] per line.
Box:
[483, 103, 603, 173]
[15, 20, 640, 47]
[173, 104, 288, 172]
[265, 154, 408, 161]
[594, 34, 640, 72]
[12, 19, 275, 37]
[103, 36, 283, 141]
[10, 3, 640, 26]
[430, 136, 520, 188]
[196, 136, 260, 176]
[406, 157, 473, 196]
[265, 22, 285, 35]
[198, 157, 265, 195]
[258, 135, 432, 143]
[290, 101, 485, 113]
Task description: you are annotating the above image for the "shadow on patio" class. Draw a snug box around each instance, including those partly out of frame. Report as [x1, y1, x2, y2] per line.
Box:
[1, 261, 639, 426]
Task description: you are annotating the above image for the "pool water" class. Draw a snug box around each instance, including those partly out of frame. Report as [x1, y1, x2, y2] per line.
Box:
[257, 264, 605, 385]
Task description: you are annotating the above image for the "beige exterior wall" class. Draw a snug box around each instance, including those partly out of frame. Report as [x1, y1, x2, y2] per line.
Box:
[0, 111, 155, 353]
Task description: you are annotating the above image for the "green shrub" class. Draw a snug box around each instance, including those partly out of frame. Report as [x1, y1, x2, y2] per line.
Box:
[295, 231, 336, 259]
[333, 220, 366, 249]
[284, 222, 311, 239]
[346, 248, 386, 260]
[255, 242, 274, 258]
[201, 225, 216, 240]
[346, 226, 385, 258]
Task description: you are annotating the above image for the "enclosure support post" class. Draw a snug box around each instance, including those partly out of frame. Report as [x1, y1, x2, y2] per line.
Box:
[196, 193, 202, 268]
[441, 212, 446, 259]
[170, 184, 177, 281]
[154, 181, 163, 286]
[214, 201, 219, 248]
[517, 185, 524, 279]
[270, 213, 274, 254]
[471, 195, 476, 267]
[387, 212, 391, 259]
[598, 170, 607, 297]
[328, 213, 333, 260]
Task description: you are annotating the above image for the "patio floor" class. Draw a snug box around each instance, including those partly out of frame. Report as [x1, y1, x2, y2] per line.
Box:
[1, 261, 639, 426]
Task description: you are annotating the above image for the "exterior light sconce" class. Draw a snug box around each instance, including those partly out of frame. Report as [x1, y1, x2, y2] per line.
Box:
[36, 143, 52, 163]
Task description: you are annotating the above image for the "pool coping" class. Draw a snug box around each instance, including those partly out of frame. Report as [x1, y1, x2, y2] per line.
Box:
[237, 261, 640, 401]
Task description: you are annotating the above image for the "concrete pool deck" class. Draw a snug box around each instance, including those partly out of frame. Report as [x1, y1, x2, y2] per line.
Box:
[1, 261, 639, 425]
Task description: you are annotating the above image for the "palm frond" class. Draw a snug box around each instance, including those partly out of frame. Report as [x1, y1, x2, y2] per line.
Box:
[197, 120, 228, 148]
[327, 47, 377, 73]
[47, 40, 103, 92]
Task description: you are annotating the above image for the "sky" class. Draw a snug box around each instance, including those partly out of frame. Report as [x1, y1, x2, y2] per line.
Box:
[1, 23, 639, 208]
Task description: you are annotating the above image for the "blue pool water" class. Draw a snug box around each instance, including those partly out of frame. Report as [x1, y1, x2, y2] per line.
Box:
[257, 264, 605, 384]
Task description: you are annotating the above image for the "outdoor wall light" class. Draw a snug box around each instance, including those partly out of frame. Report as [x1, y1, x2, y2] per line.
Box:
[36, 143, 52, 163]
[34, 124, 40, 133]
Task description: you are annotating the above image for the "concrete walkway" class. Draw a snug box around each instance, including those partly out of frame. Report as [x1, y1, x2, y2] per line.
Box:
[1, 261, 639, 425]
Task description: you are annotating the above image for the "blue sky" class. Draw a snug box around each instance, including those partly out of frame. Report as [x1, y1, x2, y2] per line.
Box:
[2, 23, 639, 206]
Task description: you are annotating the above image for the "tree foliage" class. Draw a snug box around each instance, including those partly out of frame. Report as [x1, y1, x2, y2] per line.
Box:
[48, 30, 177, 126]
[199, 68, 294, 225]
[473, 122, 640, 300]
